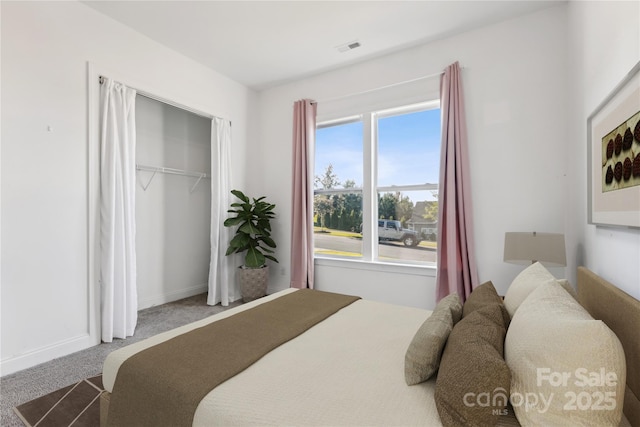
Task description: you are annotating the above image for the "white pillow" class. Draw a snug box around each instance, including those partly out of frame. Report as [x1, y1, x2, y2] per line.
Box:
[505, 282, 626, 426]
[504, 262, 562, 317]
[556, 278, 578, 301]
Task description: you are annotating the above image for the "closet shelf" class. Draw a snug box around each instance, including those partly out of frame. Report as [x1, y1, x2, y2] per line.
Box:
[136, 163, 210, 193]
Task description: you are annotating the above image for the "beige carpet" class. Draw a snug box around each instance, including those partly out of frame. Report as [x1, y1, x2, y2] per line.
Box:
[13, 375, 104, 427]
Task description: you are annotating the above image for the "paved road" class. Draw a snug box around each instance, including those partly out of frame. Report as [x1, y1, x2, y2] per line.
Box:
[314, 233, 436, 263]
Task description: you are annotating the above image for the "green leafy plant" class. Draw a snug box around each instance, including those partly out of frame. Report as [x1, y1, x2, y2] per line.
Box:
[224, 190, 278, 268]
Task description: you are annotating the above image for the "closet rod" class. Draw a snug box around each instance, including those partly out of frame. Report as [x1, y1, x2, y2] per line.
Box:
[99, 76, 229, 124]
[137, 164, 209, 178]
[136, 164, 210, 193]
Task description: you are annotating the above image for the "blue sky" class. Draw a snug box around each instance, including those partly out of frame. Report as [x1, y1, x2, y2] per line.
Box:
[315, 108, 441, 201]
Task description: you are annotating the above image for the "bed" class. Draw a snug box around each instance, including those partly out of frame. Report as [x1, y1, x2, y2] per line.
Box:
[100, 266, 639, 426]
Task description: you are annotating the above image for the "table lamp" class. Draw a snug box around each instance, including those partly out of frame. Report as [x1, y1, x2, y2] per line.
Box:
[503, 231, 566, 267]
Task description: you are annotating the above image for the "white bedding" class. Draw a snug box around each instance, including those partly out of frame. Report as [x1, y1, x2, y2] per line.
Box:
[103, 289, 442, 426]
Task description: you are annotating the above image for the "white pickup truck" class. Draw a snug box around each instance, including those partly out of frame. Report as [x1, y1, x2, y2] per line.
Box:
[378, 219, 422, 247]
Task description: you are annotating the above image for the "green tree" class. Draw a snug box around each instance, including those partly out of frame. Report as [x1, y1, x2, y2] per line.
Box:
[378, 192, 414, 227]
[423, 192, 439, 223]
[378, 193, 397, 220]
[315, 164, 340, 189]
[343, 179, 356, 189]
[314, 164, 340, 231]
[314, 166, 365, 233]
[314, 196, 333, 230]
[338, 179, 363, 231]
[396, 193, 415, 227]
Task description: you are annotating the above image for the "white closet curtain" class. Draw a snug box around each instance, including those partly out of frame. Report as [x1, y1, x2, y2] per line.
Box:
[100, 78, 138, 342]
[208, 117, 234, 306]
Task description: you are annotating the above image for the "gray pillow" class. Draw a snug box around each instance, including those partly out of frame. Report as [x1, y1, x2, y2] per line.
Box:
[462, 280, 502, 317]
[404, 293, 462, 385]
[435, 303, 511, 427]
[462, 280, 510, 328]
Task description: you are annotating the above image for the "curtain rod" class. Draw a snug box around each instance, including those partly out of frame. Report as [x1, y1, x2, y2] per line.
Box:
[99, 76, 229, 124]
[312, 67, 464, 105]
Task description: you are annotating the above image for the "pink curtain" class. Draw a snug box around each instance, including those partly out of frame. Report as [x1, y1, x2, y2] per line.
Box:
[290, 99, 317, 289]
[435, 62, 479, 302]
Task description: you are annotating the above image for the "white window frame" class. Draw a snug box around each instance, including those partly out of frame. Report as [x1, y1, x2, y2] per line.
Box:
[314, 99, 440, 270]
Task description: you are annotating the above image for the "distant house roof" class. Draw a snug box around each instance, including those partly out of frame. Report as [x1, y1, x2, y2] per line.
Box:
[408, 201, 437, 226]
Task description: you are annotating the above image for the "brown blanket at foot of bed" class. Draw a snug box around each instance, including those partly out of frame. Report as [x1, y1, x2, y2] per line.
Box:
[106, 289, 360, 427]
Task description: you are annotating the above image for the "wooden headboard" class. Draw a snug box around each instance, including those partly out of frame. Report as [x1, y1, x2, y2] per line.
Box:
[577, 266, 640, 427]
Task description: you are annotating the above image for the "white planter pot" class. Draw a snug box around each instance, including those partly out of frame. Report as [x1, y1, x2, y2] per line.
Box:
[237, 265, 269, 302]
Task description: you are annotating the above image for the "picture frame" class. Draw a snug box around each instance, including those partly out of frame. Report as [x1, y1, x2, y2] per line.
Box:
[587, 61, 640, 228]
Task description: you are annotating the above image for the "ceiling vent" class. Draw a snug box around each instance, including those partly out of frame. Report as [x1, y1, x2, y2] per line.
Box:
[336, 40, 361, 53]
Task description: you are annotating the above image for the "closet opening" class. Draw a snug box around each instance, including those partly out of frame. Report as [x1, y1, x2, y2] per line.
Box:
[135, 95, 212, 309]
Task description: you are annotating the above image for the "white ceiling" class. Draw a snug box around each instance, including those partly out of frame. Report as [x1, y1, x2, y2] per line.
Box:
[83, 0, 563, 90]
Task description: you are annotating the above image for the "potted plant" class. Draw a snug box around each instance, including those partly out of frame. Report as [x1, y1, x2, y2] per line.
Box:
[224, 190, 278, 302]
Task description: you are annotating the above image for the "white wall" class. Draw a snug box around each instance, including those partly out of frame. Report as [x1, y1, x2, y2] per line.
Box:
[0, 1, 256, 375]
[135, 97, 212, 309]
[3, 0, 637, 377]
[255, 5, 569, 308]
[566, 1, 640, 300]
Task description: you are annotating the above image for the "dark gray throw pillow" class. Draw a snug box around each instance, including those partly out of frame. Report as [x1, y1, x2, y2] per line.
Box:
[434, 302, 511, 427]
[462, 280, 510, 328]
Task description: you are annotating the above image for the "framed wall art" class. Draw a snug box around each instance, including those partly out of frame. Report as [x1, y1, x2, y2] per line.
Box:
[588, 61, 640, 228]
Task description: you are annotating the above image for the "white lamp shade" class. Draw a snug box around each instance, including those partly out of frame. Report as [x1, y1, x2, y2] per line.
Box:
[503, 232, 566, 267]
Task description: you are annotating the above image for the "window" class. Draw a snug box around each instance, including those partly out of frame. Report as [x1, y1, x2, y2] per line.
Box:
[314, 101, 440, 265]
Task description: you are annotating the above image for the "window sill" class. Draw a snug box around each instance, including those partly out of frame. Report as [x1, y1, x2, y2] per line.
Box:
[314, 256, 436, 277]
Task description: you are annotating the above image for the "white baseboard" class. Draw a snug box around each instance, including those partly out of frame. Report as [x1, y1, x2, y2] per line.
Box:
[1, 285, 208, 376]
[0, 333, 99, 377]
[137, 283, 208, 310]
